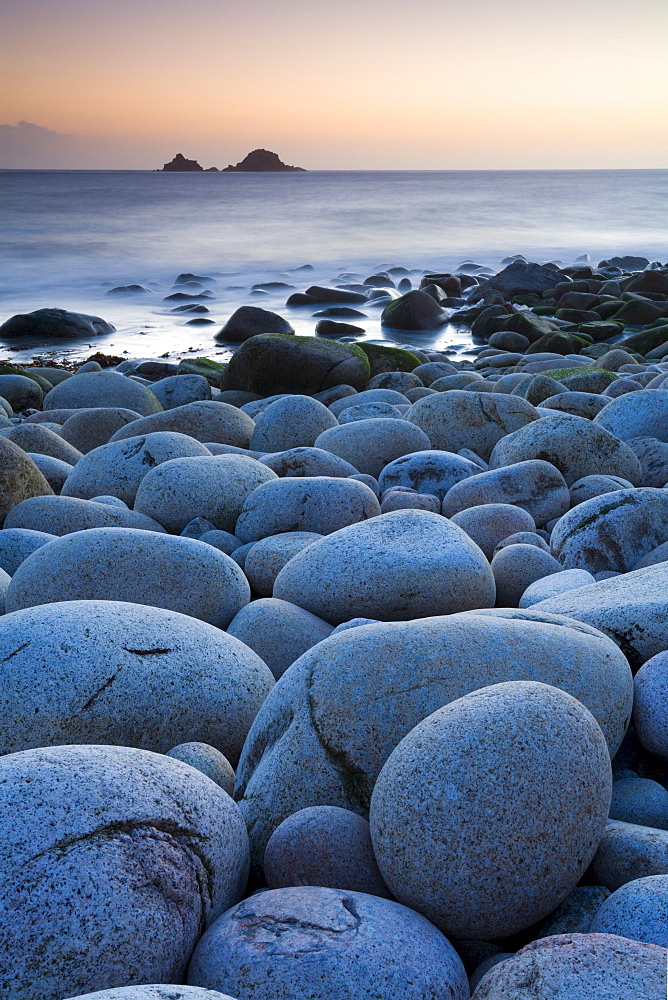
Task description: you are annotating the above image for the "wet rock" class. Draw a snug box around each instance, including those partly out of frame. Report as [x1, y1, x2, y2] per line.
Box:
[0, 374, 43, 410]
[380, 290, 448, 330]
[224, 334, 370, 394]
[216, 305, 294, 342]
[0, 306, 114, 339]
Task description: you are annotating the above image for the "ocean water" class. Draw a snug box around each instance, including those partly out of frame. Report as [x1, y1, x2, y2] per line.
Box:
[0, 168, 666, 363]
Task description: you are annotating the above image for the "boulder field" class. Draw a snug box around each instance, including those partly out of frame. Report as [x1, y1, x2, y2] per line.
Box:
[1, 253, 668, 999]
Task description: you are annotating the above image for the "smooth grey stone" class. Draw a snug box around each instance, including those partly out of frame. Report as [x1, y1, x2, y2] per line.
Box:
[628, 435, 668, 487]
[65, 988, 238, 1000]
[0, 374, 43, 411]
[264, 805, 390, 896]
[330, 618, 380, 633]
[6, 527, 250, 629]
[380, 490, 440, 513]
[312, 383, 358, 406]
[366, 371, 423, 392]
[0, 599, 272, 761]
[378, 449, 479, 502]
[109, 401, 255, 448]
[633, 651, 668, 759]
[21, 365, 72, 385]
[370, 681, 612, 939]
[589, 820, 668, 890]
[167, 742, 236, 795]
[150, 373, 212, 409]
[44, 370, 162, 415]
[273, 509, 495, 623]
[89, 495, 128, 508]
[519, 568, 596, 607]
[229, 541, 255, 570]
[181, 516, 216, 539]
[609, 777, 668, 830]
[0, 527, 55, 575]
[240, 393, 290, 418]
[244, 531, 322, 596]
[406, 390, 539, 460]
[236, 613, 631, 863]
[471, 931, 668, 999]
[134, 455, 278, 534]
[338, 401, 402, 423]
[595, 390, 668, 442]
[62, 432, 212, 505]
[411, 361, 457, 385]
[188, 886, 468, 1000]
[59, 407, 143, 452]
[26, 452, 73, 492]
[451, 503, 536, 560]
[330, 391, 414, 417]
[198, 529, 242, 555]
[348, 472, 380, 495]
[533, 563, 668, 671]
[469, 954, 514, 992]
[0, 423, 83, 464]
[569, 474, 634, 508]
[0, 436, 54, 524]
[261, 446, 359, 477]
[442, 460, 570, 527]
[491, 544, 563, 606]
[590, 875, 668, 948]
[250, 394, 337, 451]
[4, 494, 165, 535]
[315, 418, 430, 478]
[489, 413, 642, 486]
[541, 391, 610, 419]
[551, 488, 668, 573]
[202, 442, 265, 458]
[0, 745, 248, 1000]
[494, 531, 550, 555]
[227, 597, 332, 680]
[235, 476, 380, 543]
[533, 885, 610, 938]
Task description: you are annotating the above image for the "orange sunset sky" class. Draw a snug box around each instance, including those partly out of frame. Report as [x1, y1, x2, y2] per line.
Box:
[1, 0, 667, 169]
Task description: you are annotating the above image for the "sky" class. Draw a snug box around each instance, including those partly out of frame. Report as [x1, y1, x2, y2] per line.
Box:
[1, 0, 667, 169]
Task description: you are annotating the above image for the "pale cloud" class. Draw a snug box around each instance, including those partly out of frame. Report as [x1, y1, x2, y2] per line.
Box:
[0, 121, 78, 167]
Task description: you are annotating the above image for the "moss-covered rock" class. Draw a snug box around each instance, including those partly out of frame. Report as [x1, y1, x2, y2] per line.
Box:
[501, 311, 559, 342]
[594, 300, 625, 320]
[512, 293, 543, 307]
[0, 364, 53, 392]
[614, 298, 667, 327]
[532, 304, 557, 316]
[616, 325, 668, 356]
[525, 333, 579, 356]
[223, 334, 371, 395]
[537, 367, 618, 383]
[380, 291, 448, 331]
[577, 320, 625, 342]
[359, 343, 422, 376]
[177, 357, 228, 388]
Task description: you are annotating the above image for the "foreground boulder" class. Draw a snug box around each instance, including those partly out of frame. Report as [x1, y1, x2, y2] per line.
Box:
[0, 744, 249, 1000]
[471, 933, 667, 999]
[188, 886, 468, 1000]
[67, 989, 238, 1000]
[0, 599, 273, 761]
[223, 334, 370, 394]
[109, 400, 255, 447]
[370, 681, 611, 939]
[4, 494, 165, 534]
[442, 459, 569, 526]
[273, 510, 495, 623]
[6, 527, 250, 628]
[235, 612, 631, 862]
[0, 306, 114, 339]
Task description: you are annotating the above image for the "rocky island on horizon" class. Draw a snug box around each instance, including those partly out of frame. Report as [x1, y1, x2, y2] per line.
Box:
[159, 148, 306, 172]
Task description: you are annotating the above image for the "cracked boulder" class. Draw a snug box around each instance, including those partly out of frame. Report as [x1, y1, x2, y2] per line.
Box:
[61, 432, 212, 506]
[5, 527, 251, 628]
[235, 612, 631, 864]
[187, 885, 468, 1000]
[370, 681, 612, 939]
[406, 390, 539, 460]
[0, 743, 249, 1000]
[0, 599, 273, 760]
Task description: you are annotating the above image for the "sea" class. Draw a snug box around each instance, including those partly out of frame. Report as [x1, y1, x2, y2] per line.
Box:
[1, 169, 666, 364]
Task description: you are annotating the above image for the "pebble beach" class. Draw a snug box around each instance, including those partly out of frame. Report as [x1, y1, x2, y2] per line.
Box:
[1, 250, 668, 999]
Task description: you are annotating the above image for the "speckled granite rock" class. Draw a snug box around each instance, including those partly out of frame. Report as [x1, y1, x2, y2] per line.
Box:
[590, 874, 668, 948]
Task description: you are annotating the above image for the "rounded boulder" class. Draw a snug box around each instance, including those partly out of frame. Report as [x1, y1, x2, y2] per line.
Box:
[43, 370, 162, 415]
[370, 680, 612, 939]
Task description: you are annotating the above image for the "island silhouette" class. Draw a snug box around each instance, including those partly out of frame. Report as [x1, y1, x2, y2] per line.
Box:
[159, 149, 306, 172]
